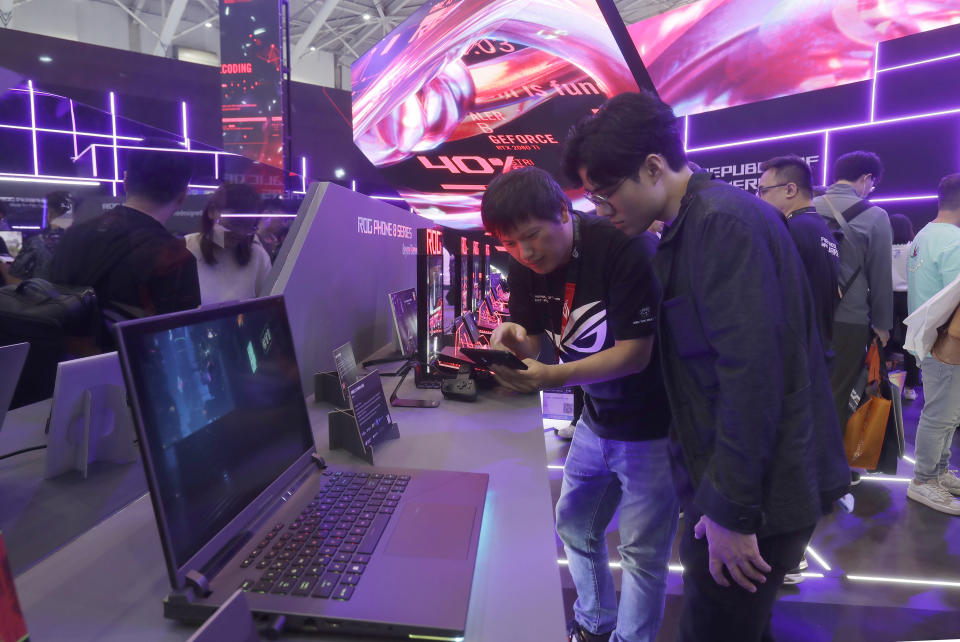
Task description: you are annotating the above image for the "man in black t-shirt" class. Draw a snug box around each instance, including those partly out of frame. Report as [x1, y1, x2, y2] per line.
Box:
[758, 155, 840, 367]
[50, 145, 200, 319]
[480, 167, 677, 642]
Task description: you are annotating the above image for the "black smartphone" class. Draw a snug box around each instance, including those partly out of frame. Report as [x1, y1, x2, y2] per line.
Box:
[459, 347, 529, 370]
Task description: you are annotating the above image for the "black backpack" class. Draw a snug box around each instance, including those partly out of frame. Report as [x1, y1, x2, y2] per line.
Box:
[0, 279, 102, 408]
[820, 198, 872, 299]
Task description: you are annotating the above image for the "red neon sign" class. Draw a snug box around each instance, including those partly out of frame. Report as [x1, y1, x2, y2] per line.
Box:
[426, 229, 443, 256]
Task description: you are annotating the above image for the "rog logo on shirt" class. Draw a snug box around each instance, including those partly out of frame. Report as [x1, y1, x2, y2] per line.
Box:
[545, 301, 607, 360]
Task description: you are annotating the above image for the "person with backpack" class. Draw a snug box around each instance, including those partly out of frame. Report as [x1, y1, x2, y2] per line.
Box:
[814, 150, 894, 485]
[758, 155, 840, 369]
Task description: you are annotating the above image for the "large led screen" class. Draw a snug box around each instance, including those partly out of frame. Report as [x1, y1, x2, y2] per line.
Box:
[630, 0, 960, 117]
[351, 0, 650, 228]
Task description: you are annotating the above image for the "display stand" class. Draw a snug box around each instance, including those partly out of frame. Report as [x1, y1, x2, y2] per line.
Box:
[185, 589, 260, 642]
[328, 408, 399, 465]
[313, 370, 348, 408]
[328, 371, 400, 464]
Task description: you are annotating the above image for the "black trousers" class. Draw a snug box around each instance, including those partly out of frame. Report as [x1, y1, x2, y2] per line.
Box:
[890, 291, 920, 388]
[677, 512, 816, 642]
[830, 321, 872, 429]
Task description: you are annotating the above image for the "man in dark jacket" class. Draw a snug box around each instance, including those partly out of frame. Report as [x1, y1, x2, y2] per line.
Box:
[562, 91, 850, 642]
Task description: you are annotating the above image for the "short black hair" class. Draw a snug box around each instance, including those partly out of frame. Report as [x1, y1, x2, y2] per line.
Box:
[939, 173, 960, 211]
[124, 139, 193, 204]
[480, 167, 570, 238]
[561, 91, 686, 189]
[833, 151, 884, 184]
[759, 155, 814, 198]
[888, 213, 915, 245]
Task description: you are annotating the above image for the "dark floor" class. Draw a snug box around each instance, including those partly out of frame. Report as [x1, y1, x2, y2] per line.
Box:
[545, 385, 960, 642]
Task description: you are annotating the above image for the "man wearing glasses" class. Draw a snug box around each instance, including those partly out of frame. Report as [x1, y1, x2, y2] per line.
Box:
[562, 91, 850, 642]
[813, 151, 893, 451]
[757, 155, 840, 370]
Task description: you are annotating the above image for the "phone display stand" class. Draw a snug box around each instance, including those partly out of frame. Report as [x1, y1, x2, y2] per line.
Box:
[45, 382, 138, 480]
[328, 408, 399, 465]
[314, 370, 348, 408]
[185, 589, 259, 642]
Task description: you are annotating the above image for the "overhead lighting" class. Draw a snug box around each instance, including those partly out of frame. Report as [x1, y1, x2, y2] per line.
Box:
[334, 168, 346, 179]
[310, 46, 317, 51]
[362, 13, 372, 20]
[204, 22, 213, 28]
[38, 55, 53, 63]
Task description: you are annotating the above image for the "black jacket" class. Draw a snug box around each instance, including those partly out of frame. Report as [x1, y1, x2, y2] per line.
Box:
[653, 173, 849, 537]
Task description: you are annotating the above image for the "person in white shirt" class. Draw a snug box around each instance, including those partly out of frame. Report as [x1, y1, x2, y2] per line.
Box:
[185, 183, 272, 305]
[889, 213, 919, 400]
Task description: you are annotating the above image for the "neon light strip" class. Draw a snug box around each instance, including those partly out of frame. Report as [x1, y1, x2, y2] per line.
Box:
[903, 455, 916, 464]
[85, 143, 232, 156]
[847, 574, 960, 588]
[11, 225, 42, 230]
[181, 101, 191, 151]
[222, 213, 297, 219]
[871, 195, 938, 202]
[0, 123, 141, 141]
[351, 179, 357, 191]
[371, 195, 408, 201]
[878, 50, 960, 73]
[547, 465, 564, 470]
[687, 107, 960, 153]
[69, 99, 78, 159]
[301, 155, 307, 193]
[407, 634, 464, 641]
[805, 545, 832, 571]
[859, 476, 912, 482]
[870, 41, 880, 122]
[822, 131, 830, 185]
[187, 184, 221, 190]
[440, 184, 488, 190]
[28, 81, 39, 175]
[0, 174, 101, 186]
[41, 198, 47, 228]
[684, 115, 690, 152]
[214, 152, 219, 180]
[109, 92, 118, 197]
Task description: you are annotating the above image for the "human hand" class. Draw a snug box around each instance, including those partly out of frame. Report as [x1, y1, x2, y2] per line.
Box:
[873, 327, 890, 347]
[491, 358, 560, 394]
[490, 322, 528, 355]
[694, 514, 771, 592]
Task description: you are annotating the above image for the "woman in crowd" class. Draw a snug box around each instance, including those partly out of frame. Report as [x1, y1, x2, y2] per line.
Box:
[185, 182, 272, 305]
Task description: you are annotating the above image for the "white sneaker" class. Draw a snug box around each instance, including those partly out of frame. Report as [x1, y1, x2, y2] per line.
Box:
[798, 554, 808, 571]
[907, 480, 960, 515]
[938, 470, 960, 497]
[903, 387, 918, 401]
[555, 423, 576, 440]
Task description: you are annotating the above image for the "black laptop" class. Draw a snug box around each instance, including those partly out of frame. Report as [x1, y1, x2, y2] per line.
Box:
[114, 296, 488, 639]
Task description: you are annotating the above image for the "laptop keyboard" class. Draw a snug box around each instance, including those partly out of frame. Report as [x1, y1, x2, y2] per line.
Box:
[238, 470, 409, 601]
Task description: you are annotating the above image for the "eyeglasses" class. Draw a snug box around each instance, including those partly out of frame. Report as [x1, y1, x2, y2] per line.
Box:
[755, 183, 789, 197]
[584, 176, 628, 210]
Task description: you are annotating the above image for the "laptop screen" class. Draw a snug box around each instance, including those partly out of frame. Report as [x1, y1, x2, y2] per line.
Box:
[388, 288, 417, 357]
[118, 297, 313, 571]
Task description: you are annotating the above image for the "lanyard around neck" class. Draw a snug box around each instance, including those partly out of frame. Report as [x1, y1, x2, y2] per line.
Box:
[555, 212, 581, 364]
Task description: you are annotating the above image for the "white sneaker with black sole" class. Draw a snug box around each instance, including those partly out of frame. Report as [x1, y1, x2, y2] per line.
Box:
[782, 554, 808, 585]
[907, 480, 960, 515]
[555, 423, 576, 440]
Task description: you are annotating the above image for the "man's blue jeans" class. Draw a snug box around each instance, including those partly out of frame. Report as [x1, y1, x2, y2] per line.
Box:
[914, 355, 960, 482]
[556, 420, 678, 642]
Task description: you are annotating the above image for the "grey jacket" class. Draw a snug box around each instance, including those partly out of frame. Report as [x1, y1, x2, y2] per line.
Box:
[813, 184, 893, 329]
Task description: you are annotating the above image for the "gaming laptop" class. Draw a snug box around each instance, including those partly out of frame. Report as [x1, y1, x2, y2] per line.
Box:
[114, 296, 488, 639]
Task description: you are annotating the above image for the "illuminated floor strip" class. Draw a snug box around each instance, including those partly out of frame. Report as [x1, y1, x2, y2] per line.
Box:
[558, 560, 824, 579]
[547, 464, 565, 470]
[860, 476, 912, 483]
[903, 455, 916, 465]
[846, 575, 960, 589]
[805, 545, 832, 572]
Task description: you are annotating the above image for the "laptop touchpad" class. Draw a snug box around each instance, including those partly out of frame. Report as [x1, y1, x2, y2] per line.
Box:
[385, 503, 477, 560]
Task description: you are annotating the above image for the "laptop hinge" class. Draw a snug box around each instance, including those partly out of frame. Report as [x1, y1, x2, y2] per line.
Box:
[185, 569, 212, 597]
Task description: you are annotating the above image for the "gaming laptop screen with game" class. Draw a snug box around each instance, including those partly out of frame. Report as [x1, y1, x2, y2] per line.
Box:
[117, 297, 313, 573]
